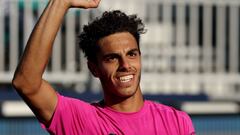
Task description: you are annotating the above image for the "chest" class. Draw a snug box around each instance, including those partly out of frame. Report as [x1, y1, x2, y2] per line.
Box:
[85, 112, 181, 135]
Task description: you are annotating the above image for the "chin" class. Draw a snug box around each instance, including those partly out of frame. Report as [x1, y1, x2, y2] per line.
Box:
[116, 86, 139, 98]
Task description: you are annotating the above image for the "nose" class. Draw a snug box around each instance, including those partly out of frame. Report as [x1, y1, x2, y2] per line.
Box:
[118, 57, 130, 71]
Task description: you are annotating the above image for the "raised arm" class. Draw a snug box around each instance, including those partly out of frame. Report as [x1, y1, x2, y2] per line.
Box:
[12, 0, 100, 125]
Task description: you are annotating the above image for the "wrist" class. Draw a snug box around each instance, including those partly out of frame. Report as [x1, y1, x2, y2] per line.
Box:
[50, 0, 71, 12]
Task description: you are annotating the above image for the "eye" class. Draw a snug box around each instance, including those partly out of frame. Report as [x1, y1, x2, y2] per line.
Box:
[129, 52, 137, 57]
[128, 50, 139, 58]
[106, 56, 117, 62]
[103, 54, 119, 62]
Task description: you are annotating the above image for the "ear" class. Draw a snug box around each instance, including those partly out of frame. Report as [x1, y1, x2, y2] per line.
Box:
[87, 61, 99, 77]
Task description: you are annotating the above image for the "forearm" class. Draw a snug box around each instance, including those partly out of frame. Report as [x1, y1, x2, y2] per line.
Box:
[13, 0, 69, 93]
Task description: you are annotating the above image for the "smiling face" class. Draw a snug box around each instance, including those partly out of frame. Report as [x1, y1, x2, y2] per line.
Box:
[88, 32, 142, 102]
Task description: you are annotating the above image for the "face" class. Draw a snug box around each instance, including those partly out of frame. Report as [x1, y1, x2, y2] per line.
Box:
[89, 32, 142, 100]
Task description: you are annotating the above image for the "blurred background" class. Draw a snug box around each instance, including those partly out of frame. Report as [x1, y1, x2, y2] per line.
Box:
[1, 0, 240, 134]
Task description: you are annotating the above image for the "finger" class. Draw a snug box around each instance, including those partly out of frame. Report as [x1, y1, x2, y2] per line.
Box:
[71, 0, 101, 9]
[85, 0, 101, 8]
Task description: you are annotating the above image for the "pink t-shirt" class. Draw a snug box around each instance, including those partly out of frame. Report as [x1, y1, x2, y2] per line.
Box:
[42, 94, 195, 135]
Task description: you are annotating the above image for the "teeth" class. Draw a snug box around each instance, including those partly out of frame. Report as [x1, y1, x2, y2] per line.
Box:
[119, 75, 133, 82]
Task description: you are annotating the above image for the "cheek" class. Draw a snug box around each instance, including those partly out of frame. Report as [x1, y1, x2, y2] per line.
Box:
[137, 59, 141, 68]
[132, 59, 141, 70]
[99, 64, 116, 79]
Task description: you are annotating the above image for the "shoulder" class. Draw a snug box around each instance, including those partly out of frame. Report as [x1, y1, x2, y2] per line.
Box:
[56, 93, 97, 113]
[44, 94, 100, 133]
[145, 100, 195, 134]
[57, 94, 86, 106]
[145, 100, 191, 121]
[145, 100, 179, 111]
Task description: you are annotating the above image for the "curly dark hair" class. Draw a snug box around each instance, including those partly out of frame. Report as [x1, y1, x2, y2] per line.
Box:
[78, 10, 146, 62]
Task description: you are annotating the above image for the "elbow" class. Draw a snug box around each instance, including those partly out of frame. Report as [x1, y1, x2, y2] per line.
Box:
[12, 73, 27, 92]
[12, 73, 21, 89]
[12, 73, 41, 94]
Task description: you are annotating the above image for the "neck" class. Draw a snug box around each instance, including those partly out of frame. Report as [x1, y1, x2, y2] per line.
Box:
[103, 88, 144, 112]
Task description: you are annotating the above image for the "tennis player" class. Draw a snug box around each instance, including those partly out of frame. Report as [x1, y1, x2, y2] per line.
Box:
[12, 0, 195, 134]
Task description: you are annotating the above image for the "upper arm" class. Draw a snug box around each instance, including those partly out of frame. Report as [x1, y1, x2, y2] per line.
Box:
[16, 79, 58, 125]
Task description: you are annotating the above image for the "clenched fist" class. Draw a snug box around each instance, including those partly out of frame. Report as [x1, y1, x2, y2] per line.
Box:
[62, 0, 101, 9]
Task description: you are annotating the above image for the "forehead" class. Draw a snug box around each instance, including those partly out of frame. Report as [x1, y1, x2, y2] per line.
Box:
[97, 32, 138, 54]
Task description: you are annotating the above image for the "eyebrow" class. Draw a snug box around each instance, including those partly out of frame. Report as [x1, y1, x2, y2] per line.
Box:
[103, 48, 140, 57]
[128, 48, 140, 53]
[103, 53, 119, 59]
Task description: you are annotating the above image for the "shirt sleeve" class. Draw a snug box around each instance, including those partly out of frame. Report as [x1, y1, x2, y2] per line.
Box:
[182, 112, 196, 135]
[40, 93, 94, 135]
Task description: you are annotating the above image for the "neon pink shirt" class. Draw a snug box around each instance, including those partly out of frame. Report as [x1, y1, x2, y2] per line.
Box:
[42, 94, 195, 135]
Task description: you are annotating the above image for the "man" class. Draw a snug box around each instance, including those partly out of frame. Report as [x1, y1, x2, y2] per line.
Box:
[12, 0, 195, 134]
